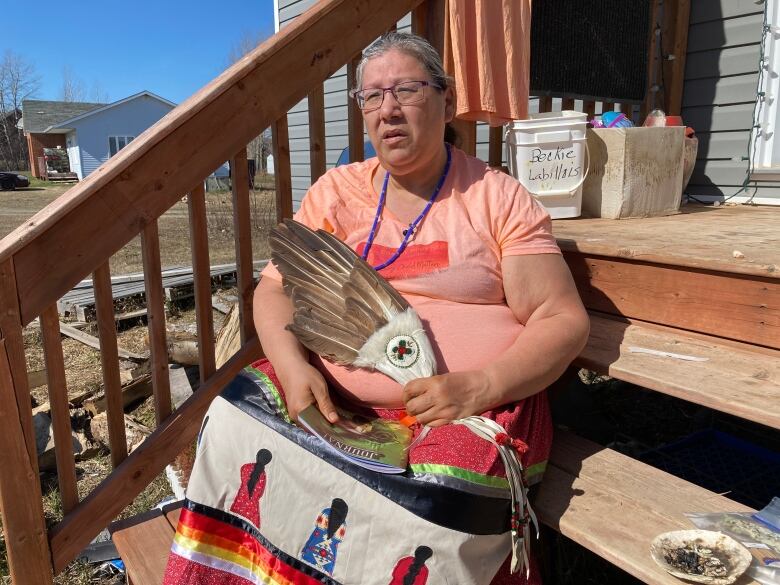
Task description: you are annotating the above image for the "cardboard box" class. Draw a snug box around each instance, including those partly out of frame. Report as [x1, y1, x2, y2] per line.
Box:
[582, 127, 685, 219]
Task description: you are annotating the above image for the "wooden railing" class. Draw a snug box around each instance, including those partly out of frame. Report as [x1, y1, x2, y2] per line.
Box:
[0, 0, 426, 581]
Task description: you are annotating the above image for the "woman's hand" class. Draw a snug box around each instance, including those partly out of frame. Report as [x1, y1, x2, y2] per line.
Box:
[402, 371, 495, 427]
[277, 362, 339, 424]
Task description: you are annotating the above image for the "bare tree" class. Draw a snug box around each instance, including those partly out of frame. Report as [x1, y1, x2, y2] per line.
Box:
[90, 81, 110, 103]
[228, 31, 272, 175]
[0, 50, 40, 170]
[61, 66, 87, 102]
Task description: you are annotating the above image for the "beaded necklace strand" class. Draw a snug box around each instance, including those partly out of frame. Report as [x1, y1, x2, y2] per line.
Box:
[361, 143, 452, 270]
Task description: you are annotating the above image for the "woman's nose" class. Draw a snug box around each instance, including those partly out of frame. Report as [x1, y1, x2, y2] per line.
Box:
[378, 89, 403, 118]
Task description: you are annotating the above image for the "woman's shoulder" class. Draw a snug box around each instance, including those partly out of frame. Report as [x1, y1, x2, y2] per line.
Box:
[304, 157, 377, 207]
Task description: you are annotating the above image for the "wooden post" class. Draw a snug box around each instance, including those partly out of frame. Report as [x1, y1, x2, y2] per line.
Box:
[93, 262, 128, 468]
[561, 98, 575, 111]
[412, 0, 446, 56]
[272, 116, 293, 222]
[188, 184, 217, 383]
[453, 119, 477, 156]
[0, 338, 54, 584]
[308, 84, 327, 183]
[488, 126, 503, 168]
[641, 0, 662, 121]
[140, 221, 172, 425]
[583, 101, 597, 118]
[539, 96, 553, 113]
[347, 55, 365, 163]
[231, 148, 256, 345]
[663, 0, 691, 115]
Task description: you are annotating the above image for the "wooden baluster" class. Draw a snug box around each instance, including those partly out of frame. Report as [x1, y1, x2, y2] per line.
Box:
[488, 126, 503, 168]
[231, 149, 256, 345]
[539, 96, 553, 113]
[603, 101, 615, 113]
[583, 101, 597, 119]
[92, 262, 128, 467]
[0, 338, 53, 585]
[347, 56, 365, 163]
[561, 98, 575, 111]
[664, 0, 691, 116]
[308, 84, 327, 183]
[272, 116, 293, 222]
[140, 221, 171, 424]
[188, 184, 216, 383]
[39, 305, 78, 513]
[412, 0, 446, 55]
[453, 119, 477, 156]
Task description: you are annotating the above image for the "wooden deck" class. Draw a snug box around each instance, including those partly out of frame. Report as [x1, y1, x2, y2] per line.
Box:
[553, 203, 779, 278]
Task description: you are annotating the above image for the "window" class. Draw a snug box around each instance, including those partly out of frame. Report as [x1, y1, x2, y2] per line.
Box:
[108, 135, 135, 157]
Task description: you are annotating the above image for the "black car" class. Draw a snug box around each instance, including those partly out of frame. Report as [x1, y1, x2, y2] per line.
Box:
[0, 172, 30, 190]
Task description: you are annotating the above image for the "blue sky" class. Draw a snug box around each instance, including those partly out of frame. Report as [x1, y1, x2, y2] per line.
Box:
[4, 0, 276, 105]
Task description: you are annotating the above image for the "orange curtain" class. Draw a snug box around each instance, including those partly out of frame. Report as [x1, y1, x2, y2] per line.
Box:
[444, 0, 532, 126]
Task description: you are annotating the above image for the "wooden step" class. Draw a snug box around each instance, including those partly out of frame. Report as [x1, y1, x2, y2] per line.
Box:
[536, 430, 759, 585]
[110, 501, 182, 585]
[577, 312, 780, 430]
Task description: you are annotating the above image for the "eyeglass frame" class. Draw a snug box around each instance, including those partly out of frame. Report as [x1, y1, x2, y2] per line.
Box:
[349, 80, 443, 112]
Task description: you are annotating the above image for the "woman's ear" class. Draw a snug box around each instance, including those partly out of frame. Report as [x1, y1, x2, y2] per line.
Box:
[444, 87, 456, 123]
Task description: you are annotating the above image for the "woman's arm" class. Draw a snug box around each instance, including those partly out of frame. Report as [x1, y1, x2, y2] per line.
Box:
[253, 277, 339, 422]
[403, 253, 590, 426]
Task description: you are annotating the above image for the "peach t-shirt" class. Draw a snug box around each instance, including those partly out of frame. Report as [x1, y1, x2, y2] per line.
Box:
[262, 147, 561, 408]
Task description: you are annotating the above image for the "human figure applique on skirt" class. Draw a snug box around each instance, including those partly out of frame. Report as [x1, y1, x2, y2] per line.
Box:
[229, 448, 272, 528]
[389, 546, 433, 585]
[300, 498, 348, 575]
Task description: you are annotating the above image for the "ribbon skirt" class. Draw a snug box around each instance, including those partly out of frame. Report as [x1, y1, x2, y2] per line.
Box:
[163, 360, 552, 584]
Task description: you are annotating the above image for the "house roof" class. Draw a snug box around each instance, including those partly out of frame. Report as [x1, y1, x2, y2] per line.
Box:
[44, 91, 176, 132]
[22, 100, 105, 134]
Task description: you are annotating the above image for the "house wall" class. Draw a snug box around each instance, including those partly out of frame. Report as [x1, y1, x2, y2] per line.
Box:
[277, 2, 500, 210]
[72, 95, 174, 178]
[682, 0, 780, 204]
[26, 133, 67, 178]
[66, 132, 81, 180]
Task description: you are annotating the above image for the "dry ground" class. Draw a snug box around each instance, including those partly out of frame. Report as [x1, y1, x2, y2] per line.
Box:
[0, 176, 278, 583]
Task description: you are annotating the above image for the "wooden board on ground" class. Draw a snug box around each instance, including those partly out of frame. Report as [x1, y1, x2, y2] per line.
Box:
[536, 431, 757, 585]
[85, 375, 153, 416]
[552, 204, 779, 278]
[59, 322, 146, 362]
[215, 304, 241, 369]
[577, 313, 780, 430]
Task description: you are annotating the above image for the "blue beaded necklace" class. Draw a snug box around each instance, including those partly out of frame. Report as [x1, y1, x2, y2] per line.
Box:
[362, 143, 452, 271]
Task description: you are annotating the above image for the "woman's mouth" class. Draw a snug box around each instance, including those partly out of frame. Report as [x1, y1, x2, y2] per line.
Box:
[382, 130, 406, 144]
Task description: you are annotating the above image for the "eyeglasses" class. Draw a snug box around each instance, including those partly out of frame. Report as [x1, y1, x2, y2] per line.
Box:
[350, 80, 442, 111]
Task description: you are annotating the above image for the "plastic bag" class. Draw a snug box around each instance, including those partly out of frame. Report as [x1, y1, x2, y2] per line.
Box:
[687, 503, 780, 585]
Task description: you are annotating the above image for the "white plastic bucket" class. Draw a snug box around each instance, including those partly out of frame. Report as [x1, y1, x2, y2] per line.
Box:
[506, 110, 589, 219]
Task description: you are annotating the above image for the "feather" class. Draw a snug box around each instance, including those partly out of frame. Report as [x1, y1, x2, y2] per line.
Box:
[269, 219, 436, 384]
[287, 316, 364, 364]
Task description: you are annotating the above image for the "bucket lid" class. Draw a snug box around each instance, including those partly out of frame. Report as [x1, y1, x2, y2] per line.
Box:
[510, 110, 588, 128]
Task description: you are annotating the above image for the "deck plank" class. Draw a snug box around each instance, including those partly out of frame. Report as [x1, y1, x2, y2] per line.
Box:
[111, 510, 174, 585]
[537, 431, 758, 585]
[553, 204, 779, 278]
[578, 313, 780, 430]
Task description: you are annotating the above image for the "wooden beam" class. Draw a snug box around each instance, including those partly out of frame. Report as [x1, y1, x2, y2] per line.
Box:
[308, 84, 327, 182]
[93, 262, 128, 468]
[561, 98, 575, 111]
[347, 55, 365, 163]
[0, 339, 54, 585]
[272, 116, 293, 222]
[539, 96, 553, 113]
[564, 252, 780, 350]
[188, 184, 216, 383]
[48, 339, 262, 574]
[39, 305, 78, 514]
[583, 101, 596, 118]
[1, 0, 426, 327]
[231, 148, 256, 345]
[58, 322, 145, 362]
[140, 221, 171, 425]
[664, 0, 691, 116]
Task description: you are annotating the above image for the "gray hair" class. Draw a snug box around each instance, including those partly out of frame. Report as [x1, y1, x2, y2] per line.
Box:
[355, 31, 452, 92]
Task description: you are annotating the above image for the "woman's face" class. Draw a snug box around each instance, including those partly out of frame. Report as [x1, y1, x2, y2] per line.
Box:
[360, 49, 454, 178]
